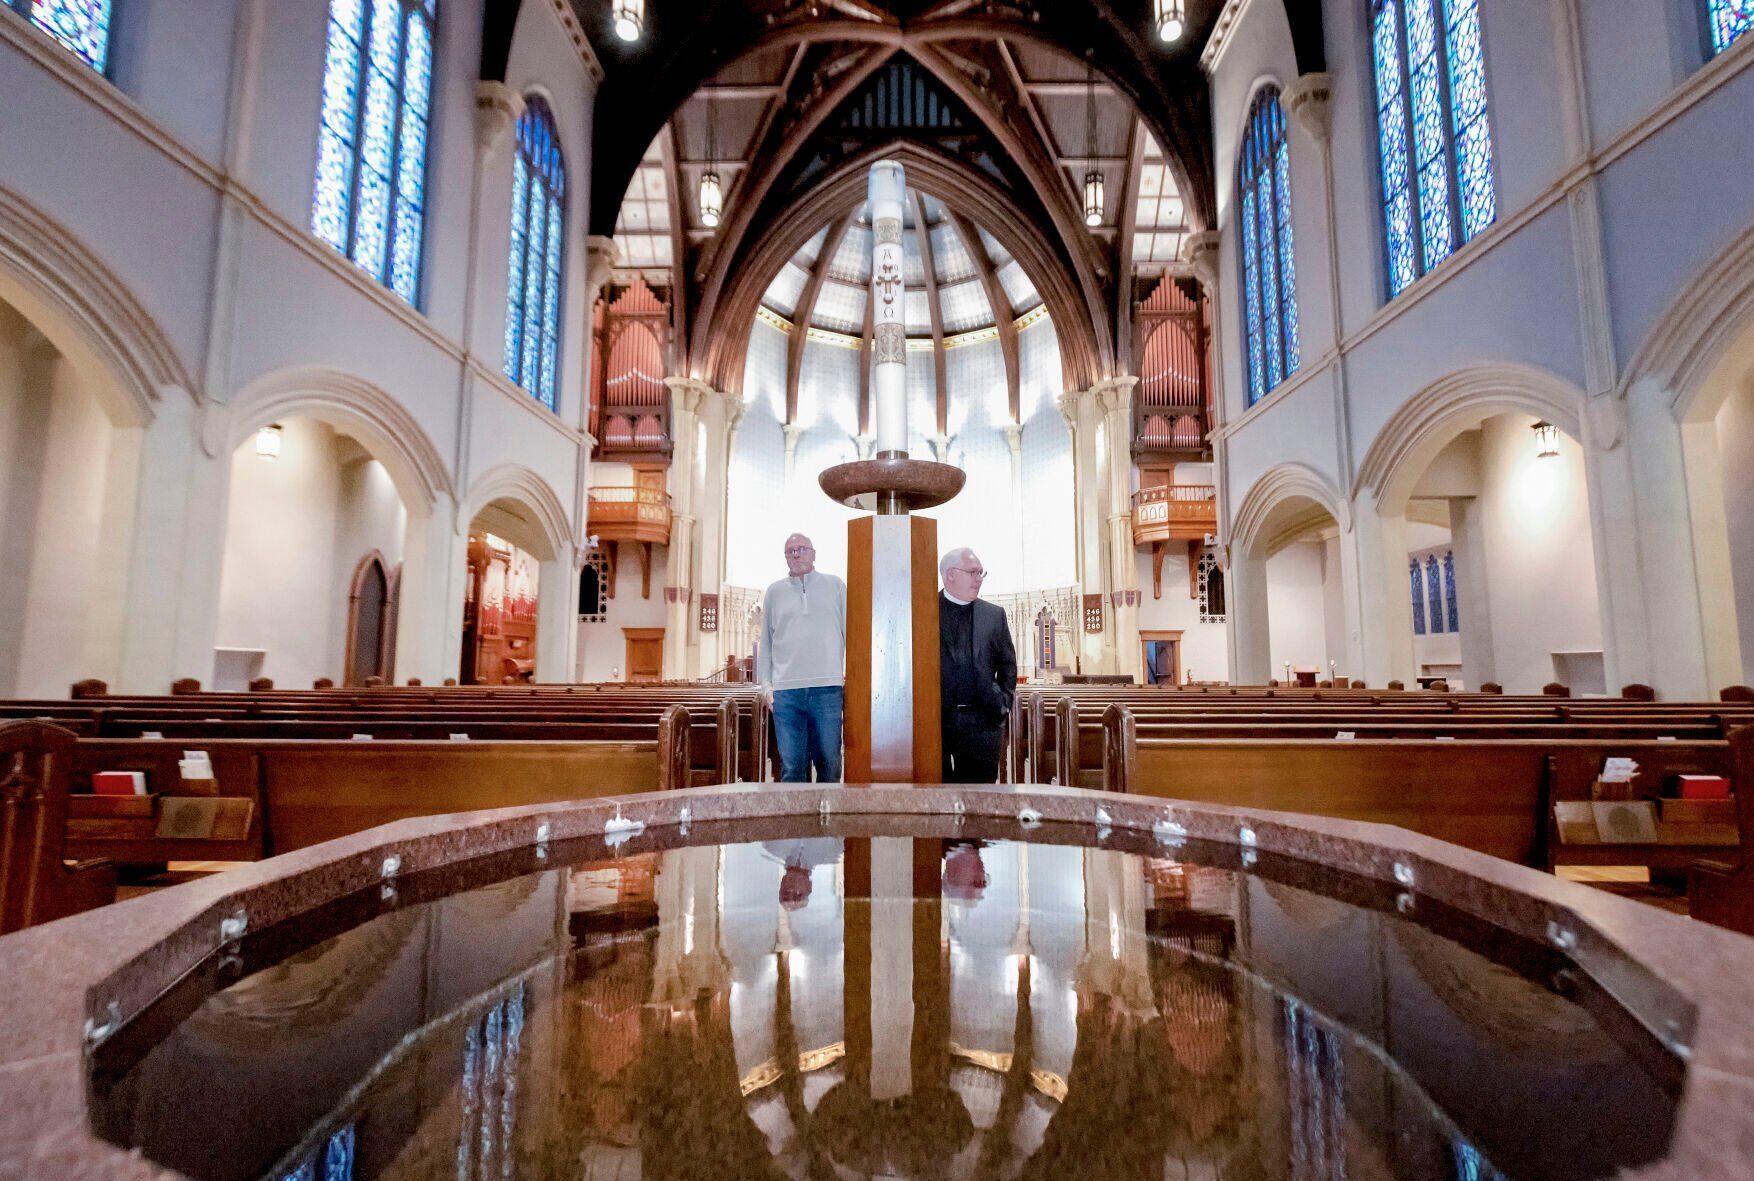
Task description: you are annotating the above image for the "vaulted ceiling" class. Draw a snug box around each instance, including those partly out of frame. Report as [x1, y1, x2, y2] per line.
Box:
[479, 1, 1328, 389]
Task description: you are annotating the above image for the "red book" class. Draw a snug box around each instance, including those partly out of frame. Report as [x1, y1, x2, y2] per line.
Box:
[92, 770, 148, 796]
[1677, 774, 1731, 800]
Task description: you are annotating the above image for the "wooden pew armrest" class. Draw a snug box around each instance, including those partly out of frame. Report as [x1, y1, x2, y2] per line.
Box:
[50, 857, 119, 922]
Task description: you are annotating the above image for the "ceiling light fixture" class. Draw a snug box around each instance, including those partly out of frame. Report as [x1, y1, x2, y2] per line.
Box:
[612, 0, 643, 43]
[699, 82, 722, 228]
[1156, 0, 1186, 44]
[1083, 53, 1104, 228]
[256, 423, 283, 459]
[1532, 420, 1560, 459]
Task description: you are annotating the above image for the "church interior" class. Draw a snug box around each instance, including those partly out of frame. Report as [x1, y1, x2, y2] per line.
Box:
[3, 1, 1754, 1177]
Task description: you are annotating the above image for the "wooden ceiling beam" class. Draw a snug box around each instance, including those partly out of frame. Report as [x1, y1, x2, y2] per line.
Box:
[1113, 119, 1146, 376]
[949, 209, 1020, 424]
[785, 213, 854, 425]
[658, 120, 689, 365]
[913, 190, 949, 438]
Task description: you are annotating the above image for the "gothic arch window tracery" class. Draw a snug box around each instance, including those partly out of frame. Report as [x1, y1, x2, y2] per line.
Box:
[1369, 0, 1497, 298]
[311, 0, 436, 306]
[504, 96, 567, 410]
[1237, 87, 1300, 406]
[6, 1, 112, 71]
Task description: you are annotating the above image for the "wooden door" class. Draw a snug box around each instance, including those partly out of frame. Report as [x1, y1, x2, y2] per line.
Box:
[623, 627, 665, 683]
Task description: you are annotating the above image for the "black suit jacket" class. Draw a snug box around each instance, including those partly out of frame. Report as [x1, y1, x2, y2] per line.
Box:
[940, 595, 1017, 729]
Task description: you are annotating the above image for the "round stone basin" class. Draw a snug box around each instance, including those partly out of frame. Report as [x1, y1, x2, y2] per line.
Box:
[4, 785, 1754, 1179]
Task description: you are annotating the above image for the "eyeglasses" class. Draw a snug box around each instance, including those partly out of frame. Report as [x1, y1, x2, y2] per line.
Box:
[784, 546, 813, 556]
[955, 566, 986, 580]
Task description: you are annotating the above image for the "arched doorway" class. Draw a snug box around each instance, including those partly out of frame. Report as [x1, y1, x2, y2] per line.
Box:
[1229, 465, 1352, 686]
[1357, 368, 1604, 694]
[213, 416, 412, 689]
[456, 483, 568, 685]
[345, 552, 398, 686]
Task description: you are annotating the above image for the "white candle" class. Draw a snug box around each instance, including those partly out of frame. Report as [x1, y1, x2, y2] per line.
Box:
[868, 161, 908, 455]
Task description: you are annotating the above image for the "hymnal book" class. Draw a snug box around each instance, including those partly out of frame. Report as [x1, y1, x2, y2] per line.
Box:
[1677, 774, 1731, 799]
[91, 770, 147, 796]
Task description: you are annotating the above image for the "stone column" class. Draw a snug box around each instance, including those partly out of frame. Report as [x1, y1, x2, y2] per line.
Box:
[1227, 549, 1272, 685]
[691, 387, 744, 679]
[395, 492, 466, 685]
[1184, 230, 1236, 682]
[1097, 378, 1141, 680]
[534, 545, 577, 683]
[663, 378, 707, 679]
[1449, 496, 1497, 689]
[1349, 500, 1416, 687]
[1003, 422, 1025, 595]
[1058, 385, 1107, 673]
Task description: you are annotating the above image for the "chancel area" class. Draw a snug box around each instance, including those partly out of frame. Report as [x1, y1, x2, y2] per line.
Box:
[5, 1, 1754, 1178]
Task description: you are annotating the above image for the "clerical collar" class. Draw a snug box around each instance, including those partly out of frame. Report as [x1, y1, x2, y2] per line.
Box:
[942, 589, 975, 606]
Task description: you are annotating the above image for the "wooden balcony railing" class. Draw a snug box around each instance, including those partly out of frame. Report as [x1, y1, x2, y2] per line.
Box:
[1132, 484, 1217, 546]
[587, 485, 672, 545]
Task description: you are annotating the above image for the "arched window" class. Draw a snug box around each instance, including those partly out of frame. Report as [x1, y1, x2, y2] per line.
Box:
[1370, 0, 1497, 298]
[1706, 1, 1753, 56]
[6, 1, 113, 71]
[1425, 555, 1444, 634]
[1443, 550, 1459, 631]
[1410, 559, 1426, 635]
[311, 0, 436, 306]
[504, 98, 567, 410]
[1237, 87, 1300, 406]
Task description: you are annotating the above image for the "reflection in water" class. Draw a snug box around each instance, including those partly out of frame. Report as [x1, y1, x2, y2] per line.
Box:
[92, 837, 1677, 1181]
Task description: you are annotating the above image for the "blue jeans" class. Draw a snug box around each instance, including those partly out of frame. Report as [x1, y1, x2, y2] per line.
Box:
[773, 686, 844, 782]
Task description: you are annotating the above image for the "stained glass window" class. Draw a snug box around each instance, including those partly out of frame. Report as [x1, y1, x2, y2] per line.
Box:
[6, 0, 113, 72]
[1238, 86, 1300, 406]
[1425, 555, 1444, 634]
[310, 0, 436, 306]
[504, 97, 567, 411]
[1706, 0, 1754, 55]
[1370, 0, 1497, 298]
[1443, 550, 1459, 631]
[1284, 1000, 1346, 1177]
[1410, 560, 1426, 635]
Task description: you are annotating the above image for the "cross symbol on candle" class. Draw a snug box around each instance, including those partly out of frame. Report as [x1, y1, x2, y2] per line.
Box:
[875, 262, 900, 305]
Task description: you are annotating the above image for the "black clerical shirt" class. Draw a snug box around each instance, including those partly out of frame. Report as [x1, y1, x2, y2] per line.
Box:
[940, 594, 979, 717]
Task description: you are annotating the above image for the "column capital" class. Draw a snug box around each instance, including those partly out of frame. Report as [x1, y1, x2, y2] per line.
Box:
[1001, 422, 1024, 453]
[1283, 72, 1333, 142]
[473, 81, 524, 152]
[585, 236, 619, 304]
[1093, 375, 1139, 415]
[664, 375, 714, 416]
[927, 433, 955, 463]
[1183, 231, 1222, 290]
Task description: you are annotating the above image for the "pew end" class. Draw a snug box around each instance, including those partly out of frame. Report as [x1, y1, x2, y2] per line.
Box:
[0, 721, 118, 933]
[1689, 728, 1754, 935]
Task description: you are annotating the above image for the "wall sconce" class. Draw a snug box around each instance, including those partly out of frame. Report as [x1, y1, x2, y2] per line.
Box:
[1531, 420, 1559, 458]
[612, 0, 643, 43]
[699, 172, 723, 228]
[256, 423, 283, 459]
[1156, 0, 1186, 44]
[1083, 171, 1105, 227]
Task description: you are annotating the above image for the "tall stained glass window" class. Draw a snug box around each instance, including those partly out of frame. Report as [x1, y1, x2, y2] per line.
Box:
[6, 1, 113, 71]
[1370, 0, 1496, 298]
[1706, 1, 1754, 55]
[1238, 86, 1301, 406]
[504, 97, 567, 411]
[311, 0, 436, 306]
[1410, 560, 1426, 635]
[1443, 550, 1459, 631]
[1425, 555, 1444, 634]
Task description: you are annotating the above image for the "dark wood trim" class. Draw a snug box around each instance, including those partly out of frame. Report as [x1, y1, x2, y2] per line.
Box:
[912, 190, 949, 437]
[948, 209, 1020, 422]
[786, 213, 854, 425]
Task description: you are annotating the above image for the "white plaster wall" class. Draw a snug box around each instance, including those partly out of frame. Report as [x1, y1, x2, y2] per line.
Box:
[1476, 414, 1602, 692]
[215, 419, 408, 688]
[1134, 549, 1232, 684]
[1265, 539, 1331, 675]
[1714, 385, 1754, 676]
[575, 548, 669, 683]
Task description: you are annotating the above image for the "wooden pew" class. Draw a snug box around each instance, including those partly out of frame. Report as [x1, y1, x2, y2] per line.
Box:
[63, 704, 698, 864]
[1099, 705, 1737, 869]
[1690, 728, 1754, 934]
[0, 721, 117, 933]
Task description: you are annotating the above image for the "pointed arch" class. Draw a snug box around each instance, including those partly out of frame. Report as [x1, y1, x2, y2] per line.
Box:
[226, 366, 452, 516]
[1621, 220, 1754, 420]
[458, 463, 571, 563]
[0, 182, 197, 425]
[1231, 462, 1350, 561]
[1355, 363, 1587, 512]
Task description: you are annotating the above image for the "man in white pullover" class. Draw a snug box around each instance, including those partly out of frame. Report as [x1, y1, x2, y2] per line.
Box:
[758, 533, 847, 781]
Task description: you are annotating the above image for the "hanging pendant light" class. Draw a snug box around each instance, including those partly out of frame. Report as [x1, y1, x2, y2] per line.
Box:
[1083, 53, 1104, 228]
[1155, 0, 1186, 44]
[612, 0, 643, 43]
[1532, 420, 1560, 458]
[698, 84, 721, 229]
[1083, 172, 1105, 227]
[699, 172, 723, 228]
